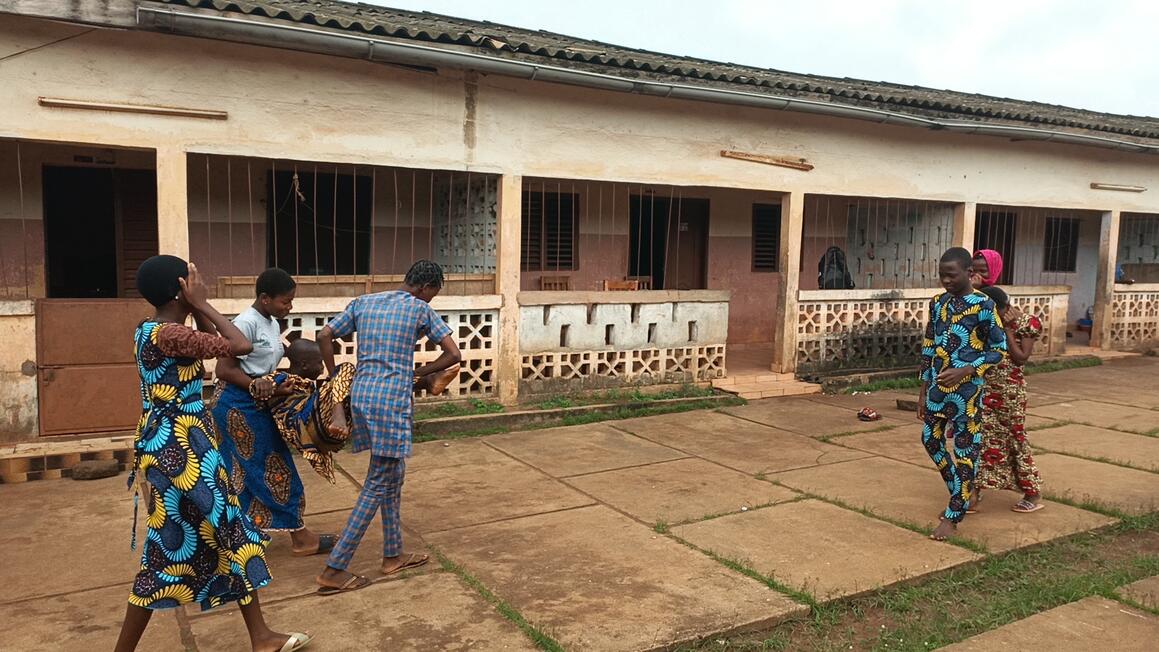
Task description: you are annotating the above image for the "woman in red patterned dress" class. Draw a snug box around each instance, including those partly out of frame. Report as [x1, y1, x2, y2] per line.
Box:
[975, 285, 1045, 514]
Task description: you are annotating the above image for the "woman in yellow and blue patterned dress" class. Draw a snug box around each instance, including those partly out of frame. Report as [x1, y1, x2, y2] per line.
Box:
[116, 255, 312, 652]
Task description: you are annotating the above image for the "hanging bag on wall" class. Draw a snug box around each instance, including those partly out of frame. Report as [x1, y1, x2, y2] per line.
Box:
[819, 246, 855, 289]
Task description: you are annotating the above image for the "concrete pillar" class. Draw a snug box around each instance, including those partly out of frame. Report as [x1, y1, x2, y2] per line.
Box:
[953, 202, 977, 250]
[773, 190, 804, 374]
[1091, 209, 1121, 349]
[495, 174, 523, 404]
[156, 146, 189, 259]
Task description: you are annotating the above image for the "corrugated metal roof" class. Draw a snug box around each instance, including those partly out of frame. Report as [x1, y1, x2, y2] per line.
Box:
[160, 0, 1159, 144]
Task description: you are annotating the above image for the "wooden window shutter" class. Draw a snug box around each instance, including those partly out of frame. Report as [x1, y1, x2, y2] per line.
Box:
[752, 203, 781, 272]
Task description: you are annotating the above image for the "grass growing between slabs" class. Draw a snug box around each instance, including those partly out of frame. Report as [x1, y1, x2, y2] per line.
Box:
[679, 512, 1159, 651]
[840, 356, 1103, 395]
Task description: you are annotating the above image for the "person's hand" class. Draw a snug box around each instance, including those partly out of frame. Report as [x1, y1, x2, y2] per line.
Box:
[936, 366, 972, 387]
[916, 400, 926, 421]
[178, 262, 211, 309]
[969, 272, 983, 289]
[251, 377, 275, 400]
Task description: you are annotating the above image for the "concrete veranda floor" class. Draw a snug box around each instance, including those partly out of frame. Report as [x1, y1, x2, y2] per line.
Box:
[3, 356, 1158, 651]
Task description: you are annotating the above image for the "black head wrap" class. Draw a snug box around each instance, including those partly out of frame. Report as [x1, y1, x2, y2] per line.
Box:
[136, 255, 189, 307]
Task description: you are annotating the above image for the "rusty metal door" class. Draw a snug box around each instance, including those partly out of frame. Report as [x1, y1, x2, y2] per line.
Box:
[36, 299, 153, 436]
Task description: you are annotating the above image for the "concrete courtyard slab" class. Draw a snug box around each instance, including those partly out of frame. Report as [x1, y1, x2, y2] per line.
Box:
[801, 390, 917, 413]
[772, 457, 1115, 552]
[1119, 575, 1159, 611]
[251, 508, 438, 605]
[1027, 399, 1159, 435]
[616, 410, 870, 475]
[724, 397, 908, 438]
[673, 499, 979, 601]
[4, 584, 184, 652]
[1036, 454, 1159, 515]
[0, 475, 142, 603]
[485, 422, 687, 477]
[296, 455, 362, 516]
[566, 457, 800, 525]
[1033, 423, 1159, 471]
[942, 597, 1159, 651]
[403, 448, 594, 534]
[189, 572, 537, 651]
[833, 426, 933, 467]
[426, 505, 806, 651]
[335, 438, 504, 481]
[1025, 413, 1061, 430]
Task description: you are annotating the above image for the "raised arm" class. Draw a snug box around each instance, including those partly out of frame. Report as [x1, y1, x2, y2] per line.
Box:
[415, 334, 462, 379]
[318, 325, 340, 376]
[181, 264, 251, 357]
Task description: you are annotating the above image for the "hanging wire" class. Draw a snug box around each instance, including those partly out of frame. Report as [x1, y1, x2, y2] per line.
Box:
[312, 165, 319, 276]
[391, 168, 399, 276]
[247, 160, 256, 268]
[226, 158, 234, 285]
[370, 167, 377, 280]
[410, 170, 417, 269]
[17, 142, 29, 298]
[271, 160, 278, 269]
[292, 164, 301, 275]
[352, 165, 358, 276]
[331, 165, 338, 282]
[205, 155, 213, 273]
[465, 171, 473, 280]
[675, 186, 684, 290]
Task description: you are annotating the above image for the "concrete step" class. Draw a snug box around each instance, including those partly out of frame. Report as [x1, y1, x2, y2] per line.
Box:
[716, 379, 822, 400]
[713, 372, 797, 387]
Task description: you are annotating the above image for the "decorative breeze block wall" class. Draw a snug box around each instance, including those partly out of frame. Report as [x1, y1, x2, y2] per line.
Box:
[797, 288, 1065, 373]
[207, 307, 498, 400]
[518, 293, 729, 393]
[1108, 287, 1159, 350]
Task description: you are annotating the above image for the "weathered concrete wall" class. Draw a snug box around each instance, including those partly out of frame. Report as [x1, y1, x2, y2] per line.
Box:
[0, 303, 37, 441]
[520, 180, 781, 344]
[518, 291, 730, 354]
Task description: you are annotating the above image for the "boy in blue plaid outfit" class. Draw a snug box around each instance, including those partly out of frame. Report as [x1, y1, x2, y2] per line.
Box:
[314, 261, 462, 594]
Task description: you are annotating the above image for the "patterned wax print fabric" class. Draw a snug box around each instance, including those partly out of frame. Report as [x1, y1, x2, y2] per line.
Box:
[325, 291, 454, 458]
[919, 291, 1008, 523]
[919, 291, 1009, 420]
[130, 321, 271, 611]
[979, 313, 1044, 496]
[211, 382, 307, 531]
[263, 362, 357, 483]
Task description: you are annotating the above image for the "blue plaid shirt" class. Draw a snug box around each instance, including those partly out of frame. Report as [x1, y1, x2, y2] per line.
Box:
[326, 291, 453, 458]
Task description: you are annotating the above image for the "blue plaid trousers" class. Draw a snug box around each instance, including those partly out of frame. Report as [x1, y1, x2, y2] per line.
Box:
[327, 455, 406, 570]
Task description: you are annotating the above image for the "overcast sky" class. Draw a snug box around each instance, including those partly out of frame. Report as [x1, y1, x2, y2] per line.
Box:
[369, 0, 1158, 118]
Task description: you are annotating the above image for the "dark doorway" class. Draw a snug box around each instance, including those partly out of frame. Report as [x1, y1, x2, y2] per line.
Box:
[267, 170, 373, 276]
[629, 195, 709, 290]
[974, 210, 1016, 284]
[43, 166, 158, 298]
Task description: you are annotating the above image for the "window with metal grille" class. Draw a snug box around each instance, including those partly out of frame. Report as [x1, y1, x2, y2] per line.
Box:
[521, 191, 578, 271]
[267, 170, 372, 275]
[752, 203, 781, 272]
[1043, 216, 1080, 273]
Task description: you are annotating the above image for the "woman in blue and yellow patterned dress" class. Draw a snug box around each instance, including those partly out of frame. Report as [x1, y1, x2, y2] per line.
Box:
[115, 255, 312, 652]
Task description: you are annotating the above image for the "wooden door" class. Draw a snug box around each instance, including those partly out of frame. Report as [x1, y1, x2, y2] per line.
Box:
[668, 198, 709, 290]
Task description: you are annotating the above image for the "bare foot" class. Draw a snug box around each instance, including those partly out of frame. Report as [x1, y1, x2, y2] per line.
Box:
[930, 518, 957, 541]
[328, 403, 349, 438]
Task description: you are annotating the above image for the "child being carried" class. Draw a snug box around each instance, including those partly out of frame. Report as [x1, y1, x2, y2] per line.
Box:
[256, 339, 355, 483]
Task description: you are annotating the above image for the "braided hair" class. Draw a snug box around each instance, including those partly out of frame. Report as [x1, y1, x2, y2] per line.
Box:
[405, 260, 445, 289]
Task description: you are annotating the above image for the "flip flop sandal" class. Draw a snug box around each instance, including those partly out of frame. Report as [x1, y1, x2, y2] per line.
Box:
[280, 632, 314, 652]
[1012, 500, 1045, 513]
[316, 573, 371, 596]
[293, 533, 338, 557]
[857, 407, 882, 422]
[383, 552, 430, 576]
